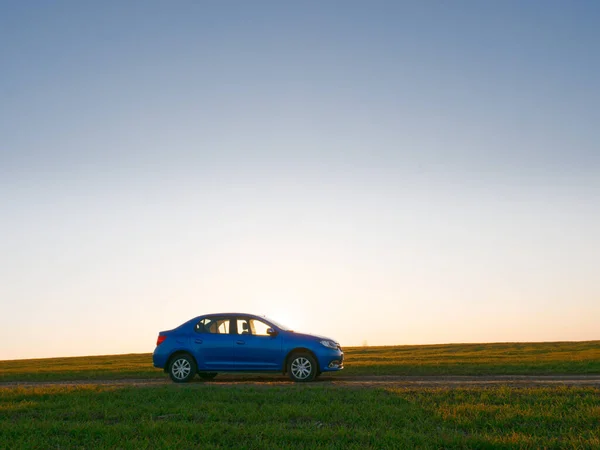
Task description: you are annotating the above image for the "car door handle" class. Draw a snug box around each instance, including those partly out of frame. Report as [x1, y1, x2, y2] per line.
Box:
[236, 340, 245, 345]
[195, 339, 203, 344]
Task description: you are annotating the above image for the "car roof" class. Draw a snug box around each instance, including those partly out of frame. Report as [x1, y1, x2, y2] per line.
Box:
[200, 312, 265, 318]
[181, 313, 284, 330]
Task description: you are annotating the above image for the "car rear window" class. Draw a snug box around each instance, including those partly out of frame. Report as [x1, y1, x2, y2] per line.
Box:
[195, 317, 230, 334]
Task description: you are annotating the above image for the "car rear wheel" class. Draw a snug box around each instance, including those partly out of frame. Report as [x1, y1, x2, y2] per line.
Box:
[288, 352, 317, 382]
[169, 354, 197, 383]
[198, 372, 218, 380]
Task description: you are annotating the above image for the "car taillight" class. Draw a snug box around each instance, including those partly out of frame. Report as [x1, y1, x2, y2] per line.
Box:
[156, 335, 167, 346]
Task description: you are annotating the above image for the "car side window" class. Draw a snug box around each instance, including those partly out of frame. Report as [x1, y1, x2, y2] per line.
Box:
[250, 319, 271, 336]
[216, 319, 230, 334]
[195, 318, 230, 334]
[236, 319, 251, 335]
[235, 318, 271, 336]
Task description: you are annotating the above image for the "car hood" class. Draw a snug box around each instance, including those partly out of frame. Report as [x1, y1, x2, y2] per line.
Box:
[288, 332, 338, 343]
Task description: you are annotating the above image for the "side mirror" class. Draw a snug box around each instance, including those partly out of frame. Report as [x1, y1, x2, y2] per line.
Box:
[267, 327, 278, 336]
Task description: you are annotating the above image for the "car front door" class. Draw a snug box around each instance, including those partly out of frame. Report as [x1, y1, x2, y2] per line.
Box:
[233, 317, 282, 370]
[192, 317, 235, 370]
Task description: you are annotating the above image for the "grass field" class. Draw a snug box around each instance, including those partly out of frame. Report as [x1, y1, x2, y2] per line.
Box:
[1, 341, 599, 382]
[1, 384, 598, 449]
[2, 341, 599, 449]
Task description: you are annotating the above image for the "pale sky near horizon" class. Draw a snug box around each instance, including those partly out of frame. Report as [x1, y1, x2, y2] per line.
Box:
[1, 1, 599, 360]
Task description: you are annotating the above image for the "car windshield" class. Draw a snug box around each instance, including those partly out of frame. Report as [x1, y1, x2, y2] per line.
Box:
[263, 316, 290, 331]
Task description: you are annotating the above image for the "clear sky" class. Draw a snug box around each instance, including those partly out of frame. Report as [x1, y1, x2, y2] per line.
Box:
[1, 1, 599, 360]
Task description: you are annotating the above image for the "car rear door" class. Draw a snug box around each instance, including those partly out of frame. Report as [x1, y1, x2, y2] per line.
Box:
[192, 317, 235, 370]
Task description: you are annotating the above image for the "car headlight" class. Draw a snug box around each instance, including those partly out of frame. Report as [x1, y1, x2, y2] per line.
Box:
[320, 340, 338, 349]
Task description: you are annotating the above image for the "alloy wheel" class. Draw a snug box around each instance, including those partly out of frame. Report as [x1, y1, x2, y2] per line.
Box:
[291, 357, 312, 380]
[171, 358, 192, 380]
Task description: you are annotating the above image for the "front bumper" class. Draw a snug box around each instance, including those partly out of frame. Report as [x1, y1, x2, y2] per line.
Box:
[318, 348, 344, 372]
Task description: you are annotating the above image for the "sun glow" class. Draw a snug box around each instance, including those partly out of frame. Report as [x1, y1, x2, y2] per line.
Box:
[263, 308, 306, 332]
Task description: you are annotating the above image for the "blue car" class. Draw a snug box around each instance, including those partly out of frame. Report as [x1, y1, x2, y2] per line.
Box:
[153, 313, 344, 382]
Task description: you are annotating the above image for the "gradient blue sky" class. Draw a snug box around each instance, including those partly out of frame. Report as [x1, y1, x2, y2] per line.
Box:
[1, 1, 599, 359]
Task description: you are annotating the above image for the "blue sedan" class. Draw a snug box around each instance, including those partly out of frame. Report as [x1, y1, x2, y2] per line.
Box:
[153, 313, 344, 382]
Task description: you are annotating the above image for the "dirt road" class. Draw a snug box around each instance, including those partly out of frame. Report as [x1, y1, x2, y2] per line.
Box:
[2, 374, 600, 389]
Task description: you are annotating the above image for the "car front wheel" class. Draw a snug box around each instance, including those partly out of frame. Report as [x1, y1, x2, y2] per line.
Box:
[169, 354, 197, 383]
[288, 353, 317, 382]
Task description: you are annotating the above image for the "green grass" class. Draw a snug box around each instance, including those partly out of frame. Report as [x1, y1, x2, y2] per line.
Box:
[346, 341, 600, 375]
[1, 384, 598, 449]
[1, 341, 599, 382]
[0, 353, 156, 382]
[2, 342, 599, 449]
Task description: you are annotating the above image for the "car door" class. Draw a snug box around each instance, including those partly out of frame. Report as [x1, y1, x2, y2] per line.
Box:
[233, 317, 282, 370]
[192, 317, 235, 370]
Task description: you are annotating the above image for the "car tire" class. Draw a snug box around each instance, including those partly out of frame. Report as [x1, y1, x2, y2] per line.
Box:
[198, 372, 218, 380]
[168, 354, 197, 383]
[287, 352, 317, 382]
